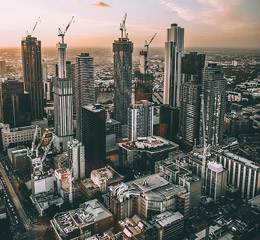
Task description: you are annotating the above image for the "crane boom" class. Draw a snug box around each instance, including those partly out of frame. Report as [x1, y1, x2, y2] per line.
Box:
[58, 16, 74, 43]
[41, 136, 54, 164]
[120, 13, 128, 39]
[30, 17, 40, 36]
[31, 125, 38, 153]
[145, 33, 157, 51]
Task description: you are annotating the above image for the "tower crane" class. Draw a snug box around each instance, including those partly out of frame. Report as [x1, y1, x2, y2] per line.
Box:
[58, 16, 74, 44]
[30, 125, 38, 154]
[144, 33, 157, 55]
[120, 13, 128, 39]
[27, 17, 40, 36]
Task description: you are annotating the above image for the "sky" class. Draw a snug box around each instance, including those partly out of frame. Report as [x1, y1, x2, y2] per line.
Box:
[0, 0, 259, 48]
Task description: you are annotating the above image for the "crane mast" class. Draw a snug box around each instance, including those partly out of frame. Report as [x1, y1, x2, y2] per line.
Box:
[120, 13, 128, 39]
[58, 16, 74, 44]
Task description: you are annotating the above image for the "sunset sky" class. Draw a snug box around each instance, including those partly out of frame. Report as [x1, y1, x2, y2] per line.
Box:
[0, 0, 259, 48]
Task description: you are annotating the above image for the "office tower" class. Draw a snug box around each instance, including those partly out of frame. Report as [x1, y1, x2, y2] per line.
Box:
[21, 35, 44, 120]
[67, 139, 85, 180]
[113, 31, 133, 125]
[158, 105, 179, 141]
[179, 83, 201, 147]
[128, 100, 153, 141]
[53, 33, 73, 150]
[201, 63, 226, 146]
[179, 52, 205, 147]
[42, 60, 47, 81]
[82, 104, 106, 176]
[74, 53, 95, 140]
[0, 78, 31, 127]
[163, 23, 184, 107]
[134, 51, 154, 102]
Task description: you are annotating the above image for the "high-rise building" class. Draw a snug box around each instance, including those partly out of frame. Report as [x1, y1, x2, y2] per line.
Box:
[113, 33, 133, 125]
[67, 139, 85, 180]
[179, 83, 201, 147]
[163, 23, 184, 107]
[21, 35, 44, 120]
[0, 61, 6, 76]
[0, 78, 31, 127]
[74, 53, 95, 140]
[82, 104, 106, 176]
[53, 33, 73, 150]
[201, 63, 226, 146]
[128, 100, 153, 141]
[134, 50, 154, 102]
[179, 52, 205, 148]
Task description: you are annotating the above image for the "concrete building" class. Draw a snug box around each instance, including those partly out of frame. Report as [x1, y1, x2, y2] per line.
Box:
[155, 157, 201, 209]
[163, 23, 184, 108]
[150, 211, 184, 240]
[215, 150, 260, 200]
[67, 139, 85, 180]
[118, 136, 179, 171]
[1, 124, 41, 151]
[128, 100, 153, 141]
[0, 78, 31, 127]
[90, 165, 124, 193]
[113, 32, 133, 126]
[0, 60, 6, 76]
[7, 146, 30, 173]
[106, 118, 120, 153]
[82, 104, 106, 176]
[105, 173, 189, 221]
[201, 63, 226, 146]
[51, 199, 114, 240]
[205, 161, 227, 202]
[119, 215, 157, 240]
[74, 53, 95, 140]
[21, 35, 44, 120]
[53, 32, 73, 151]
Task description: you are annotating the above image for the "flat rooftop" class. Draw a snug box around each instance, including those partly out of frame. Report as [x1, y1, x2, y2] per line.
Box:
[151, 211, 184, 228]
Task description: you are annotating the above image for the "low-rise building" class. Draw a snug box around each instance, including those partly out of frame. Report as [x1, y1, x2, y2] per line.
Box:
[1, 124, 41, 151]
[105, 173, 189, 221]
[51, 199, 114, 240]
[118, 136, 179, 171]
[149, 211, 184, 240]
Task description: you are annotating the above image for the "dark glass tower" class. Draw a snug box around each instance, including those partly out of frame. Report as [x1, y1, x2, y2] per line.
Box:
[113, 37, 133, 125]
[82, 104, 106, 176]
[75, 53, 95, 141]
[21, 35, 44, 120]
[179, 52, 205, 147]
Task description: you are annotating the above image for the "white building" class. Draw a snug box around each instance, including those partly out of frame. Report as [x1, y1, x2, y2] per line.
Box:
[128, 100, 153, 141]
[67, 139, 85, 180]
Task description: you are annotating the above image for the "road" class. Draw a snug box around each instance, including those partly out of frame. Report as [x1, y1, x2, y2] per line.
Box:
[0, 162, 34, 239]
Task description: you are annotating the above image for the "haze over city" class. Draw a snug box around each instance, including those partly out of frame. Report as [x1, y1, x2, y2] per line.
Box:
[0, 0, 260, 48]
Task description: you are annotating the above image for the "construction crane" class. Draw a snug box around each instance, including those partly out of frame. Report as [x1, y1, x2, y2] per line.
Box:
[41, 136, 54, 164]
[144, 33, 157, 54]
[120, 13, 128, 39]
[58, 16, 74, 44]
[30, 125, 38, 154]
[27, 17, 40, 36]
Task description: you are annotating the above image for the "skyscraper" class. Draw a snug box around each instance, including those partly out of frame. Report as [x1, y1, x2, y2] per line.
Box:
[163, 23, 184, 107]
[53, 27, 73, 150]
[179, 52, 205, 147]
[74, 53, 95, 140]
[0, 78, 31, 127]
[67, 139, 85, 180]
[201, 63, 226, 146]
[128, 100, 153, 141]
[113, 30, 133, 126]
[82, 104, 106, 176]
[21, 35, 44, 120]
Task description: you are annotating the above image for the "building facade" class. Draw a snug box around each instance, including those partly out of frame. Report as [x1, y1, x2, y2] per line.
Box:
[21, 35, 44, 120]
[82, 104, 106, 176]
[128, 100, 153, 141]
[163, 23, 184, 108]
[74, 53, 95, 140]
[113, 37, 133, 125]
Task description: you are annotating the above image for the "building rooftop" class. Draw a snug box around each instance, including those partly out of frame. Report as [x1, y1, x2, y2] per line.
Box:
[150, 211, 184, 228]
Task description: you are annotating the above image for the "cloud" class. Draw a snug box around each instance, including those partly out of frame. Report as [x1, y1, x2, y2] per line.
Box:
[160, 0, 194, 21]
[90, 1, 110, 7]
